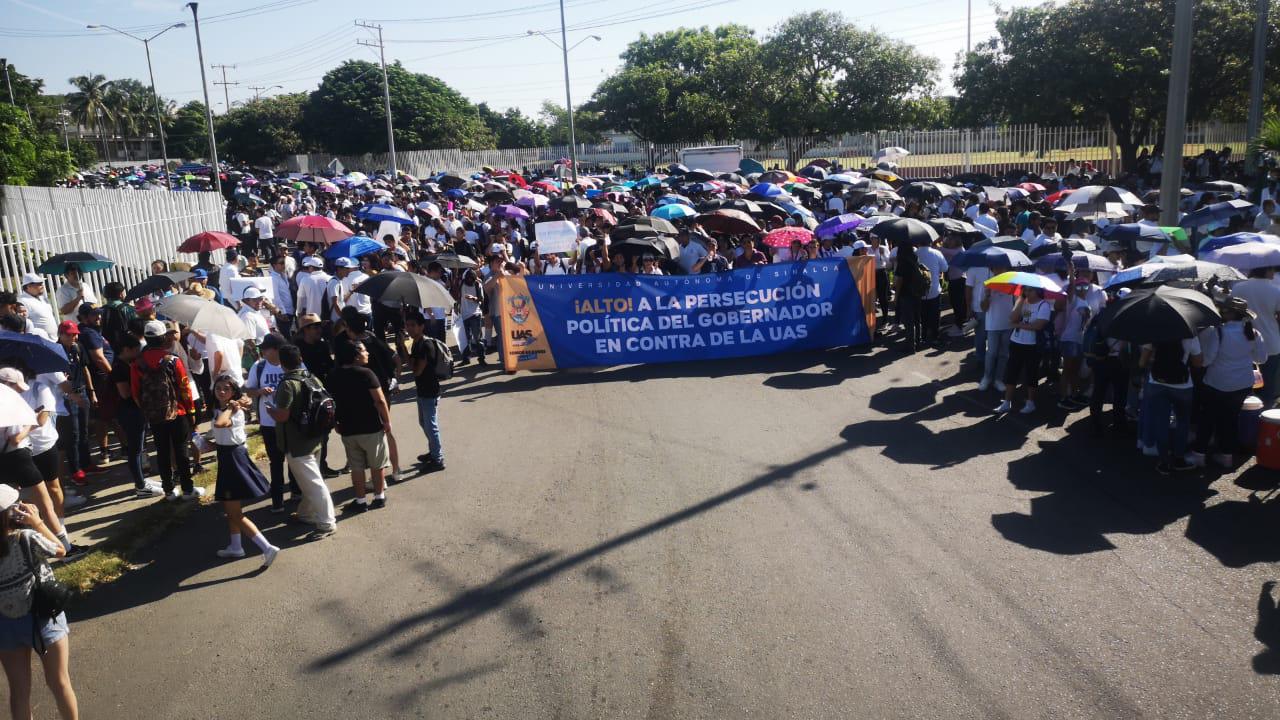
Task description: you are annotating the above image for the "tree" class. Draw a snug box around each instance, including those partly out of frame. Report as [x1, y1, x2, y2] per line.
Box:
[67, 137, 98, 168]
[303, 60, 494, 154]
[477, 103, 549, 148]
[0, 104, 73, 186]
[165, 101, 211, 160]
[219, 93, 310, 164]
[103, 78, 152, 161]
[539, 100, 606, 146]
[65, 74, 114, 150]
[953, 0, 1280, 171]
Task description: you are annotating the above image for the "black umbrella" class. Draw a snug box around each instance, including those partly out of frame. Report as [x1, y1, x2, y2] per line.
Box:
[550, 195, 592, 214]
[1179, 199, 1255, 230]
[353, 270, 454, 309]
[928, 218, 984, 239]
[1027, 238, 1094, 259]
[871, 217, 939, 247]
[483, 189, 514, 203]
[667, 163, 689, 175]
[699, 198, 762, 216]
[592, 200, 628, 215]
[968, 236, 1029, 253]
[125, 274, 179, 301]
[789, 185, 822, 201]
[717, 172, 746, 185]
[754, 201, 790, 219]
[684, 168, 715, 182]
[797, 165, 827, 180]
[613, 218, 679, 241]
[1098, 285, 1220, 343]
[613, 236, 676, 262]
[437, 174, 467, 190]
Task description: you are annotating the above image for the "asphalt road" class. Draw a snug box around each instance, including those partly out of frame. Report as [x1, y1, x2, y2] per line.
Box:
[44, 345, 1280, 719]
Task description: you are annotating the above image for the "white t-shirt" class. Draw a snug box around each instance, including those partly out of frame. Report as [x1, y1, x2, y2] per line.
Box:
[1231, 279, 1280, 356]
[21, 383, 57, 455]
[916, 246, 948, 300]
[826, 196, 845, 213]
[966, 267, 992, 311]
[341, 271, 373, 315]
[18, 290, 56, 338]
[54, 281, 97, 313]
[542, 262, 567, 275]
[244, 359, 287, 427]
[204, 333, 244, 385]
[1011, 299, 1052, 345]
[239, 305, 271, 343]
[218, 263, 240, 294]
[984, 291, 1015, 332]
[211, 406, 248, 446]
[677, 241, 708, 274]
[297, 270, 331, 317]
[1059, 297, 1091, 344]
[254, 215, 274, 240]
[232, 211, 251, 234]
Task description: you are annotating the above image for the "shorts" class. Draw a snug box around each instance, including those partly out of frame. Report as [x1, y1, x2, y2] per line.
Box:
[341, 431, 389, 472]
[2, 449, 45, 489]
[0, 611, 68, 651]
[31, 448, 60, 483]
[1005, 341, 1042, 387]
[1059, 340, 1083, 359]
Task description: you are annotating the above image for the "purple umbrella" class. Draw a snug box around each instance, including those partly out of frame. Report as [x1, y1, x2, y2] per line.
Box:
[492, 204, 530, 220]
[515, 194, 549, 208]
[815, 213, 865, 239]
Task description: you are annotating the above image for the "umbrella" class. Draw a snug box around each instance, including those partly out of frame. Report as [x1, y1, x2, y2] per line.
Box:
[357, 204, 415, 225]
[425, 253, 478, 270]
[739, 158, 766, 175]
[515, 194, 549, 209]
[797, 165, 827, 180]
[701, 198, 762, 216]
[437, 174, 467, 190]
[550, 195, 591, 214]
[125, 274, 181, 301]
[0, 383, 36, 427]
[902, 182, 963, 202]
[444, 188, 467, 199]
[1099, 223, 1173, 245]
[684, 169, 715, 182]
[353, 271, 454, 309]
[1179, 199, 1256, 229]
[1200, 242, 1280, 271]
[612, 236, 677, 262]
[697, 209, 761, 235]
[815, 213, 865, 239]
[651, 203, 696, 221]
[826, 173, 862, 185]
[1104, 260, 1245, 289]
[324, 235, 387, 260]
[718, 172, 746, 186]
[969, 235, 1030, 254]
[876, 146, 910, 163]
[950, 245, 1033, 270]
[484, 189, 514, 203]
[983, 271, 1065, 298]
[614, 217, 679, 239]
[871, 217, 939, 247]
[156, 295, 252, 340]
[592, 200, 628, 215]
[656, 194, 693, 207]
[1059, 203, 1137, 220]
[1198, 180, 1248, 196]
[416, 201, 441, 217]
[762, 227, 814, 248]
[1097, 285, 1220, 343]
[1027, 238, 1096, 259]
[178, 231, 239, 253]
[1017, 182, 1047, 193]
[927, 217, 984, 238]
[491, 204, 530, 220]
[1197, 232, 1280, 254]
[277, 215, 354, 244]
[0, 330, 69, 374]
[588, 208, 617, 225]
[749, 182, 785, 198]
[1057, 185, 1143, 208]
[35, 252, 114, 274]
[1032, 252, 1119, 274]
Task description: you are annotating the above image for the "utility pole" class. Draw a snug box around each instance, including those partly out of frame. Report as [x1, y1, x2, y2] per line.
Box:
[248, 84, 282, 101]
[966, 0, 972, 54]
[1247, 0, 1270, 176]
[211, 63, 238, 115]
[1159, 0, 1195, 227]
[186, 2, 223, 195]
[558, 0, 578, 185]
[356, 21, 397, 178]
[0, 58, 14, 104]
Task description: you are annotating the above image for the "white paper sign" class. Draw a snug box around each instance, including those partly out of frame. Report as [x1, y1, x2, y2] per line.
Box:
[535, 220, 578, 255]
[375, 220, 403, 245]
[226, 276, 273, 305]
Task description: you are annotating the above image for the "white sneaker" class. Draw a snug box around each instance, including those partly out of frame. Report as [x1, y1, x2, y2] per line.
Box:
[181, 487, 206, 501]
[1184, 451, 1206, 468]
[62, 492, 88, 511]
[163, 490, 182, 502]
[261, 545, 280, 569]
[994, 381, 1007, 392]
[977, 378, 991, 391]
[216, 547, 245, 559]
[135, 482, 164, 498]
[994, 400, 1012, 414]
[1020, 401, 1037, 414]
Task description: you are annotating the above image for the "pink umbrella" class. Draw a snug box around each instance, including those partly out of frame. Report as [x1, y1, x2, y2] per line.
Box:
[762, 227, 814, 248]
[276, 215, 355, 245]
[516, 194, 550, 208]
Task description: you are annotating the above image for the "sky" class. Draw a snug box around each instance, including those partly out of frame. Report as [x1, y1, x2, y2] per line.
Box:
[1, 0, 1053, 120]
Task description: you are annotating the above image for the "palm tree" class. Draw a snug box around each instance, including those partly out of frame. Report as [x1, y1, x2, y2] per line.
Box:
[1253, 117, 1280, 158]
[67, 74, 114, 160]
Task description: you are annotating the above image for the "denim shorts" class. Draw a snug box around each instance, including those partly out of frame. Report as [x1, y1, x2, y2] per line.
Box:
[1060, 340, 1083, 359]
[0, 611, 68, 651]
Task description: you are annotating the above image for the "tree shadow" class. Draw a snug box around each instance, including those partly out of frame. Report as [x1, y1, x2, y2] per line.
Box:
[840, 393, 1021, 468]
[1253, 581, 1280, 675]
[1184, 495, 1280, 568]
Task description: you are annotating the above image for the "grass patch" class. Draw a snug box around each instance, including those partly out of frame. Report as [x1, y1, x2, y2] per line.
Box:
[53, 426, 271, 593]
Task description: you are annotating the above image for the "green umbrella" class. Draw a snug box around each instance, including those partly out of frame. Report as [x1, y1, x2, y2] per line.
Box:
[739, 158, 766, 175]
[1160, 226, 1190, 247]
[292, 181, 307, 190]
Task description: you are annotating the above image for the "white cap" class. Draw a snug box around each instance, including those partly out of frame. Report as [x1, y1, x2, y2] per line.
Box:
[143, 320, 167, 338]
[851, 240, 869, 251]
[489, 243, 504, 254]
[0, 485, 17, 512]
[334, 257, 358, 268]
[242, 287, 263, 300]
[20, 272, 42, 287]
[302, 256, 324, 268]
[0, 367, 29, 392]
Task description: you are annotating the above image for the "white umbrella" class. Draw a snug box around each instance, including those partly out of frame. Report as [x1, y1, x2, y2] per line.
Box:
[876, 146, 911, 163]
[1200, 243, 1280, 272]
[157, 295, 253, 340]
[0, 383, 36, 426]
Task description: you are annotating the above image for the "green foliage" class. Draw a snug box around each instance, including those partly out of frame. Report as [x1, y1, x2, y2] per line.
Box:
[478, 103, 550, 148]
[165, 101, 211, 160]
[1254, 116, 1280, 156]
[65, 74, 114, 135]
[303, 60, 494, 154]
[0, 104, 73, 185]
[538, 100, 606, 145]
[67, 138, 99, 168]
[218, 93, 310, 164]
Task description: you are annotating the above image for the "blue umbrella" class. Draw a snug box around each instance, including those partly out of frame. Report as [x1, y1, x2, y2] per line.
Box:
[1099, 223, 1171, 244]
[36, 252, 114, 274]
[950, 245, 1033, 270]
[651, 203, 696, 221]
[444, 188, 467, 198]
[656, 194, 692, 207]
[634, 176, 664, 188]
[1197, 232, 1280, 254]
[355, 204, 414, 225]
[749, 183, 784, 198]
[324, 235, 387, 260]
[0, 331, 69, 374]
[815, 213, 866, 239]
[1179, 199, 1255, 229]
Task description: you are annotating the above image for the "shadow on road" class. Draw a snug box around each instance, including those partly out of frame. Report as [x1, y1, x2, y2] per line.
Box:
[1254, 581, 1280, 674]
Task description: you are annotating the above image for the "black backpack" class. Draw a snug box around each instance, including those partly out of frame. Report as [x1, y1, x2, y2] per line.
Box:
[288, 372, 336, 438]
[100, 301, 129, 348]
[1150, 340, 1190, 385]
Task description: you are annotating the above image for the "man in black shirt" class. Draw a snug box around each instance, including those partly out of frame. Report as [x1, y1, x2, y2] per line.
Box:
[333, 308, 401, 481]
[405, 312, 445, 471]
[291, 313, 340, 477]
[325, 340, 394, 512]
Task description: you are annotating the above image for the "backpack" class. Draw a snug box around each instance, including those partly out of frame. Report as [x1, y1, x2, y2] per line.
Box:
[100, 301, 129, 348]
[289, 373, 336, 438]
[910, 267, 931, 298]
[424, 337, 454, 380]
[1150, 340, 1190, 385]
[138, 355, 180, 424]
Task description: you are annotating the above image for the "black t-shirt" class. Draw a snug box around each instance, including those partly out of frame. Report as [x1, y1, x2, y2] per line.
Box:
[410, 338, 441, 399]
[324, 365, 382, 436]
[109, 357, 135, 407]
[79, 327, 113, 377]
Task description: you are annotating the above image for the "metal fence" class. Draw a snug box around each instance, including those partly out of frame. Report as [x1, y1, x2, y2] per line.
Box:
[283, 121, 1249, 178]
[0, 186, 227, 319]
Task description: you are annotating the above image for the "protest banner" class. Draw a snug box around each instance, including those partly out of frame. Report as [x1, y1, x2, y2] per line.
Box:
[226, 276, 273, 305]
[534, 220, 578, 255]
[498, 257, 876, 372]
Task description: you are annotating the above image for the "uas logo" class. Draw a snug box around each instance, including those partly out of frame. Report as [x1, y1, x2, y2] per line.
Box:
[507, 294, 532, 325]
[510, 329, 536, 347]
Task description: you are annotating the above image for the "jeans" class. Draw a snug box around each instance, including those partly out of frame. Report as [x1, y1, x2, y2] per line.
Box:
[56, 401, 91, 474]
[874, 269, 891, 321]
[152, 414, 193, 494]
[463, 315, 485, 360]
[1089, 357, 1129, 431]
[972, 312, 986, 365]
[1193, 385, 1250, 455]
[897, 295, 922, 350]
[1141, 381, 1193, 459]
[261, 426, 299, 508]
[416, 396, 444, 463]
[948, 280, 967, 327]
[286, 452, 335, 531]
[983, 329, 1012, 384]
[117, 402, 147, 489]
[921, 295, 942, 343]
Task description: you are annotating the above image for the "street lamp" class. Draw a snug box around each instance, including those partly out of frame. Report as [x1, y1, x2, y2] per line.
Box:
[528, 3, 601, 185]
[87, 21, 185, 188]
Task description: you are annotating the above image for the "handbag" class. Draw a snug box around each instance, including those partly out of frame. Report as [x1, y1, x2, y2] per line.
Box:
[20, 533, 74, 654]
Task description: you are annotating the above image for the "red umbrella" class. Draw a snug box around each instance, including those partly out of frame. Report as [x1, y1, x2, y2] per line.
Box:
[762, 227, 814, 248]
[1045, 189, 1072, 205]
[277, 215, 355, 244]
[178, 231, 238, 253]
[1017, 182, 1047, 193]
[697, 209, 761, 235]
[588, 208, 617, 225]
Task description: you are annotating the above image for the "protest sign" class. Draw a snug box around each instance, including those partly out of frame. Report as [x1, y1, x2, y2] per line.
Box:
[534, 220, 578, 255]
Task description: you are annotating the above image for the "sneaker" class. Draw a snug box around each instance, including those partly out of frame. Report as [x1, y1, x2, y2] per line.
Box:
[370, 497, 386, 510]
[84, 464, 109, 475]
[1140, 444, 1160, 457]
[416, 453, 433, 463]
[62, 544, 88, 561]
[216, 547, 246, 559]
[70, 470, 88, 487]
[321, 466, 341, 479]
[135, 483, 165, 498]
[305, 527, 336, 541]
[163, 490, 182, 502]
[343, 500, 369, 515]
[1184, 451, 1206, 468]
[1211, 453, 1234, 468]
[994, 381, 1007, 393]
[261, 545, 280, 568]
[269, 505, 287, 515]
[190, 462, 205, 474]
[977, 378, 991, 391]
[181, 487, 206, 501]
[1169, 458, 1196, 472]
[1020, 401, 1037, 414]
[62, 492, 88, 511]
[423, 458, 446, 472]
[385, 473, 400, 485]
[994, 400, 1012, 414]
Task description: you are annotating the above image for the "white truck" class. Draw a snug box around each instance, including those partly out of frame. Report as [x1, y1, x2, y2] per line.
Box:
[678, 145, 744, 174]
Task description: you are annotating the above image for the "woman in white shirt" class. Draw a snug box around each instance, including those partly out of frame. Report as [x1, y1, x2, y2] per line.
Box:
[209, 376, 278, 566]
[996, 286, 1052, 415]
[1190, 297, 1268, 467]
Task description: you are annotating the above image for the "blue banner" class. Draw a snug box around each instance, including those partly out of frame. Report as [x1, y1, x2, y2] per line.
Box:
[498, 257, 875, 371]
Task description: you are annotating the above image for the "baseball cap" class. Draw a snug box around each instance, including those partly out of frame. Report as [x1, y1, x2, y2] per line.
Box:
[0, 367, 28, 392]
[134, 297, 155, 313]
[334, 257, 358, 268]
[77, 302, 100, 318]
[489, 243, 504, 254]
[58, 320, 80, 336]
[851, 240, 869, 251]
[296, 312, 322, 329]
[191, 268, 208, 280]
[302, 256, 324, 268]
[0, 484, 17, 513]
[242, 287, 263, 300]
[20, 272, 42, 287]
[258, 332, 286, 351]
[143, 320, 167, 338]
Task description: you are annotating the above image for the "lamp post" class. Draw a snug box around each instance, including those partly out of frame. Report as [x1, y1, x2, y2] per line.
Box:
[185, 3, 223, 195]
[87, 21, 185, 188]
[528, 4, 600, 186]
